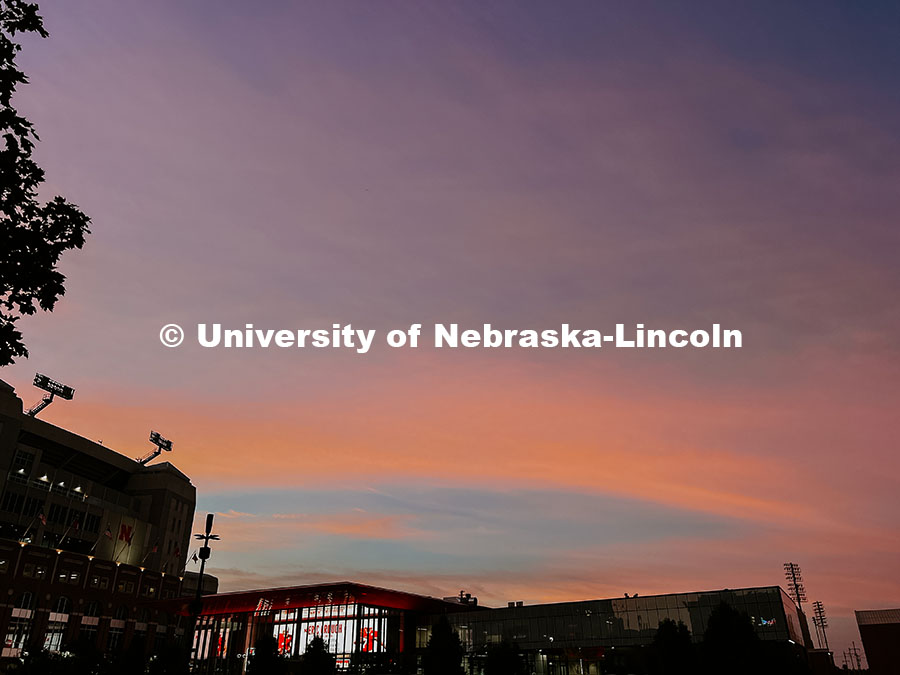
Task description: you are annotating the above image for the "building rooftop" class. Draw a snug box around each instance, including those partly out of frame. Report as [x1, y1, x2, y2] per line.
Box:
[186, 581, 477, 616]
[856, 608, 900, 625]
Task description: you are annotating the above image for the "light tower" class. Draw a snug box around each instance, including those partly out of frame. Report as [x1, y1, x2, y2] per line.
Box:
[136, 430, 173, 465]
[812, 600, 829, 650]
[783, 562, 807, 605]
[849, 641, 863, 670]
[26, 373, 75, 416]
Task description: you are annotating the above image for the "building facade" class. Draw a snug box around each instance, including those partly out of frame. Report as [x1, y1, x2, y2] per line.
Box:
[185, 581, 469, 673]
[432, 586, 808, 675]
[0, 539, 213, 659]
[0, 377, 205, 661]
[0, 378, 195, 575]
[856, 608, 900, 675]
[186, 582, 811, 674]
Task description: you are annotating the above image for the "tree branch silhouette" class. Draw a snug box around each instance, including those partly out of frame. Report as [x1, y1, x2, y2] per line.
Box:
[1, 0, 91, 365]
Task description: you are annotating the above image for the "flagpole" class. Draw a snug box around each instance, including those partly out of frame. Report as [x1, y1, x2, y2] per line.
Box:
[114, 535, 128, 562]
[141, 542, 159, 566]
[20, 515, 37, 542]
[91, 523, 111, 554]
[59, 517, 78, 547]
[59, 523, 72, 545]
[182, 549, 199, 576]
[111, 512, 125, 561]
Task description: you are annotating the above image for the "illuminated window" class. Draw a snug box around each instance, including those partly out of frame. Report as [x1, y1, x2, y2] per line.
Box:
[44, 620, 67, 652]
[4, 617, 30, 653]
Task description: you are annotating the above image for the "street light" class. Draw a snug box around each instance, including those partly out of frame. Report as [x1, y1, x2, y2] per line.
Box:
[189, 513, 219, 663]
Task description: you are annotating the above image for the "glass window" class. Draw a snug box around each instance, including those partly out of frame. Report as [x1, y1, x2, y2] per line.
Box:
[84, 513, 100, 533]
[5, 617, 30, 653]
[55, 596, 70, 614]
[16, 592, 33, 610]
[0, 490, 24, 514]
[80, 624, 98, 646]
[108, 627, 124, 652]
[12, 449, 35, 473]
[91, 575, 109, 590]
[43, 621, 67, 652]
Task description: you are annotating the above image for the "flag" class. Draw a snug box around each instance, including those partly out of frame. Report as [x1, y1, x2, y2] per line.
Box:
[104, 524, 113, 539]
[39, 511, 47, 526]
[151, 542, 159, 553]
[72, 518, 80, 531]
[118, 523, 134, 545]
[175, 546, 181, 558]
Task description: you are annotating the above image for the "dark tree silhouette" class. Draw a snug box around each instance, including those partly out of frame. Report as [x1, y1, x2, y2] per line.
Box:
[112, 634, 148, 675]
[652, 618, 695, 675]
[17, 647, 108, 675]
[702, 602, 762, 675]
[422, 615, 465, 675]
[299, 635, 337, 675]
[147, 643, 191, 675]
[248, 633, 287, 675]
[484, 639, 527, 675]
[65, 636, 108, 675]
[348, 649, 397, 674]
[17, 650, 59, 675]
[1, 0, 91, 366]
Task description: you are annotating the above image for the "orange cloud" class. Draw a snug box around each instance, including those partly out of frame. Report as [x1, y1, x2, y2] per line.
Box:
[194, 510, 422, 551]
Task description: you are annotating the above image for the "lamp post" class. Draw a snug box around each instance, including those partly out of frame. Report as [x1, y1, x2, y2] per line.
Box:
[188, 513, 219, 666]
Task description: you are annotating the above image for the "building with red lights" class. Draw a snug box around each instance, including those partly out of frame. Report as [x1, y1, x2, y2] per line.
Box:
[183, 581, 475, 673]
[182, 582, 811, 674]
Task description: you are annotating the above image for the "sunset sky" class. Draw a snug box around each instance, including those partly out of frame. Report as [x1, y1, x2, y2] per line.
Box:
[4, 0, 900, 659]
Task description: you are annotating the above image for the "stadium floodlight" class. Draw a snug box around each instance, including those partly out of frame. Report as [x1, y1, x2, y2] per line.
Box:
[26, 373, 75, 416]
[812, 600, 830, 650]
[149, 431, 173, 452]
[136, 430, 174, 465]
[783, 562, 807, 605]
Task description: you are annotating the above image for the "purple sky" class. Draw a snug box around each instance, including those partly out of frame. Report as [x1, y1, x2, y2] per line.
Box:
[4, 1, 900, 661]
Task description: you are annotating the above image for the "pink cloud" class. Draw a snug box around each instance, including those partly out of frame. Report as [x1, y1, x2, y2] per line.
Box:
[193, 510, 423, 550]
